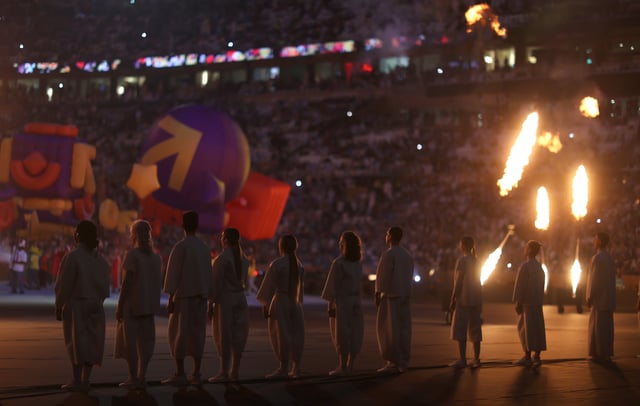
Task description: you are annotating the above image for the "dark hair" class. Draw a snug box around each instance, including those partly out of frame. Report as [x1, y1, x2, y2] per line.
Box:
[388, 226, 403, 243]
[341, 231, 362, 262]
[182, 211, 199, 233]
[223, 228, 243, 282]
[131, 220, 153, 254]
[279, 235, 300, 304]
[460, 235, 476, 258]
[75, 220, 99, 250]
[596, 232, 610, 248]
[527, 240, 542, 257]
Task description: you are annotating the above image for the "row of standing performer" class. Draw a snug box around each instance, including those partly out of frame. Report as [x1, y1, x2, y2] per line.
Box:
[52, 212, 618, 392]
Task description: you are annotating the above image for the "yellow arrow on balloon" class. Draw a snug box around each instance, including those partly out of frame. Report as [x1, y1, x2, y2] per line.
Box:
[141, 115, 203, 191]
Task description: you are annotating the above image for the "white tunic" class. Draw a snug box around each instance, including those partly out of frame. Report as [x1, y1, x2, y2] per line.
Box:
[375, 244, 414, 369]
[256, 256, 305, 364]
[163, 235, 212, 359]
[114, 248, 162, 362]
[210, 248, 249, 372]
[321, 257, 364, 359]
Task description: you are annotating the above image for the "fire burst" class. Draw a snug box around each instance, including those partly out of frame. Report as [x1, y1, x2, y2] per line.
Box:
[579, 97, 600, 118]
[497, 112, 539, 196]
[465, 4, 507, 38]
[535, 187, 550, 230]
[570, 166, 588, 296]
[537, 132, 562, 153]
[535, 187, 550, 292]
[570, 256, 582, 298]
[572, 165, 588, 221]
[480, 226, 514, 286]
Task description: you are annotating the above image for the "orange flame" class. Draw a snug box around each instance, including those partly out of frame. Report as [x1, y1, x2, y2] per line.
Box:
[579, 97, 599, 118]
[480, 227, 514, 285]
[537, 132, 562, 153]
[465, 4, 507, 38]
[535, 187, 550, 230]
[497, 112, 539, 196]
[571, 165, 588, 221]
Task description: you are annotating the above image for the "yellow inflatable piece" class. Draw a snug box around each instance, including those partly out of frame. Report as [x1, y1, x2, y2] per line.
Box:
[127, 163, 161, 199]
[99, 199, 120, 230]
[0, 138, 11, 183]
[70, 143, 96, 189]
[83, 158, 96, 195]
[20, 198, 72, 216]
[117, 210, 139, 232]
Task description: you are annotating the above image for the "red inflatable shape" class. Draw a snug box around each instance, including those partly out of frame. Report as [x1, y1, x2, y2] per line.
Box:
[24, 122, 79, 138]
[140, 195, 184, 235]
[226, 172, 291, 241]
[0, 200, 16, 230]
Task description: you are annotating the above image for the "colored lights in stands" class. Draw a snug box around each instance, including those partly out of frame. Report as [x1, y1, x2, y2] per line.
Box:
[295, 180, 303, 187]
[17, 59, 121, 74]
[364, 38, 382, 51]
[280, 40, 354, 58]
[134, 48, 274, 69]
[360, 63, 373, 73]
[416, 144, 423, 151]
[76, 60, 122, 73]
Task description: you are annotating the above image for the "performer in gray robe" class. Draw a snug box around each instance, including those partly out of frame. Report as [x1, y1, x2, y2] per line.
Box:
[114, 220, 162, 389]
[161, 211, 212, 386]
[586, 232, 617, 363]
[208, 228, 249, 382]
[55, 220, 110, 392]
[512, 240, 547, 367]
[256, 234, 305, 378]
[375, 226, 414, 373]
[449, 236, 483, 369]
[321, 231, 364, 375]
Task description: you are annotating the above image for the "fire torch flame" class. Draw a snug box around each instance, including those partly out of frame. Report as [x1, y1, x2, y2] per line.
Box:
[535, 187, 550, 231]
[535, 186, 550, 292]
[570, 166, 588, 297]
[579, 97, 600, 118]
[480, 226, 515, 286]
[572, 165, 588, 221]
[497, 112, 539, 196]
[570, 241, 582, 297]
[465, 4, 507, 38]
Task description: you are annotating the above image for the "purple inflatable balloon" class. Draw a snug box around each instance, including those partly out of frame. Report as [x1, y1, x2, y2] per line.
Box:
[141, 105, 250, 214]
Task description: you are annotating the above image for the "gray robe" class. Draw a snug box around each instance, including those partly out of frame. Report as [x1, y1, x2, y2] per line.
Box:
[586, 250, 616, 358]
[321, 257, 364, 359]
[163, 235, 212, 359]
[513, 258, 547, 352]
[375, 244, 414, 369]
[114, 248, 162, 363]
[210, 248, 249, 373]
[55, 245, 110, 366]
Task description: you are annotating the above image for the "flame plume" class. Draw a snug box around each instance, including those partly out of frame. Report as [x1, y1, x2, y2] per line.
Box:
[537, 132, 562, 153]
[480, 226, 515, 286]
[465, 4, 507, 38]
[579, 97, 600, 118]
[535, 187, 550, 231]
[497, 112, 539, 196]
[572, 165, 588, 221]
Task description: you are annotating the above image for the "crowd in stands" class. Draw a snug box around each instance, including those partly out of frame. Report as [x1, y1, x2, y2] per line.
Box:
[1, 0, 639, 298]
[1, 0, 543, 63]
